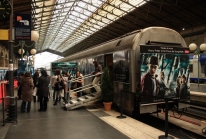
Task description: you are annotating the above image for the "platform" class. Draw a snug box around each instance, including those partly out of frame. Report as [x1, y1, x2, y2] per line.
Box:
[0, 83, 205, 139]
[0, 100, 178, 139]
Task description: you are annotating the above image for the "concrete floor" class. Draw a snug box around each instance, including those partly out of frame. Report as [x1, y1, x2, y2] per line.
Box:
[1, 100, 129, 139]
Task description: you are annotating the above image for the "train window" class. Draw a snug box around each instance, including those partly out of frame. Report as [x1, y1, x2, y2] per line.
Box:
[189, 64, 193, 72]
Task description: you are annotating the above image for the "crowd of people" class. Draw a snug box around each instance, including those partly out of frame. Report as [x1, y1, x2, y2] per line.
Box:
[17, 60, 102, 113]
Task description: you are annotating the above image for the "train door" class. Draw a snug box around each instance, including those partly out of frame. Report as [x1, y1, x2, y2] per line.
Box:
[104, 54, 113, 81]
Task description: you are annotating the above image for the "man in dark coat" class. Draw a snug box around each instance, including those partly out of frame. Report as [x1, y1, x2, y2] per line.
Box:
[37, 70, 50, 111]
[141, 55, 159, 103]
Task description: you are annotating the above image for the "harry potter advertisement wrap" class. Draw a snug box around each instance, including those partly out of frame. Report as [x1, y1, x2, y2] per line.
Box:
[140, 46, 190, 104]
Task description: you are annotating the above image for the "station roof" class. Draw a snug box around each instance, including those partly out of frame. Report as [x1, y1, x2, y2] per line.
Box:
[0, 0, 206, 58]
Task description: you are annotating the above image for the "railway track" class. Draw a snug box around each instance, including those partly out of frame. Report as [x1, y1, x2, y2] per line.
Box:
[137, 113, 205, 139]
[171, 104, 206, 135]
[184, 106, 206, 120]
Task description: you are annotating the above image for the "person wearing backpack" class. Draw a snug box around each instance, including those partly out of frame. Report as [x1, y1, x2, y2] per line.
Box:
[53, 69, 68, 105]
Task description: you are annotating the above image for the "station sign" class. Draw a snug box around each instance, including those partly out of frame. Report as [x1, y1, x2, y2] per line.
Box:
[15, 13, 31, 40]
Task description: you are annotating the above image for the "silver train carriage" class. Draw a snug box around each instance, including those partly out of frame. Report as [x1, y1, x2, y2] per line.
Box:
[56, 27, 189, 116]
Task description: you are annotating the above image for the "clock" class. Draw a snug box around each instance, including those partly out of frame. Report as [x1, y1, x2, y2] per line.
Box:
[0, 0, 12, 21]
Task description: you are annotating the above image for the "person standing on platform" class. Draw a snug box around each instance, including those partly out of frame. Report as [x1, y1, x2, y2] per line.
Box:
[21, 72, 34, 113]
[75, 70, 83, 97]
[32, 71, 39, 102]
[91, 61, 102, 93]
[36, 70, 50, 111]
[53, 69, 67, 105]
[62, 71, 69, 100]
[51, 72, 57, 100]
[17, 72, 24, 100]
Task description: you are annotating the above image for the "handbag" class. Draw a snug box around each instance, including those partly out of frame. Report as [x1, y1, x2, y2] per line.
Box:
[55, 80, 64, 91]
[55, 75, 65, 91]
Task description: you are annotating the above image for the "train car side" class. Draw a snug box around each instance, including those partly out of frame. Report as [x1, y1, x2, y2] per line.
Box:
[56, 27, 189, 116]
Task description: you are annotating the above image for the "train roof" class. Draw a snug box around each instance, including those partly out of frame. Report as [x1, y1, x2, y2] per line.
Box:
[57, 27, 187, 62]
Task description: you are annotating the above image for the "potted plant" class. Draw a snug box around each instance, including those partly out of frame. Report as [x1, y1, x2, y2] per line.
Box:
[101, 67, 113, 110]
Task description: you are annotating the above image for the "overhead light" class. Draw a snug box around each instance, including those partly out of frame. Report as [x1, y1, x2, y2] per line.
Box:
[182, 28, 185, 30]
[31, 30, 39, 42]
[18, 49, 25, 55]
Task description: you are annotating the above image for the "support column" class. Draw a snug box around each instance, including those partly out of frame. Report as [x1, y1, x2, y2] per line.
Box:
[9, 0, 14, 103]
[204, 32, 206, 43]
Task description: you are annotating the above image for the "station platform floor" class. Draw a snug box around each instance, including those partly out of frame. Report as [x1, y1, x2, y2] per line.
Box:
[0, 83, 205, 139]
[0, 100, 176, 139]
[1, 99, 206, 139]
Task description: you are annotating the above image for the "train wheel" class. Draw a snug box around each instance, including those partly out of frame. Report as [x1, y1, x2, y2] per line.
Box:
[172, 105, 186, 119]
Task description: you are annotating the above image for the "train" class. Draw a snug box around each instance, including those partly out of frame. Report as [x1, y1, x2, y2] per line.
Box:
[190, 54, 206, 83]
[56, 27, 190, 116]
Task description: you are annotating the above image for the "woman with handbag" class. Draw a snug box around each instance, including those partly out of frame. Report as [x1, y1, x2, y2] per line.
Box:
[53, 69, 68, 105]
[62, 71, 69, 101]
[21, 72, 34, 113]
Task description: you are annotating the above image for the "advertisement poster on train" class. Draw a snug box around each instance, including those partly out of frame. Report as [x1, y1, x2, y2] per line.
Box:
[113, 51, 129, 83]
[94, 55, 104, 69]
[140, 46, 190, 104]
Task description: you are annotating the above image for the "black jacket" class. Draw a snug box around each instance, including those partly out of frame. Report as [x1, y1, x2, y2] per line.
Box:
[37, 76, 50, 97]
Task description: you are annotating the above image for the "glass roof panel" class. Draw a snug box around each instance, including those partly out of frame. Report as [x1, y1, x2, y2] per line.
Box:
[106, 13, 118, 20]
[113, 8, 123, 16]
[119, 3, 133, 12]
[35, 0, 147, 52]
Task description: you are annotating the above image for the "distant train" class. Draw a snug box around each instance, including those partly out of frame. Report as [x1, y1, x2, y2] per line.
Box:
[56, 27, 190, 116]
[190, 54, 206, 83]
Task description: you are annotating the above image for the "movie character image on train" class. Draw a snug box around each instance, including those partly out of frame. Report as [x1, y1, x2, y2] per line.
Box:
[140, 46, 190, 104]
